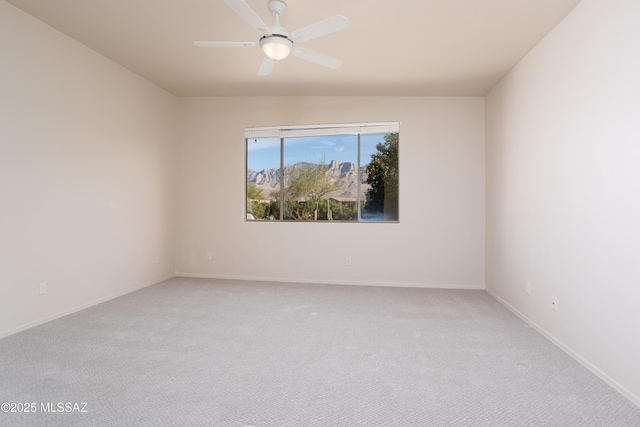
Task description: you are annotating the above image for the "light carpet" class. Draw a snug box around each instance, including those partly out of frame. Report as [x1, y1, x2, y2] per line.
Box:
[1, 277, 639, 426]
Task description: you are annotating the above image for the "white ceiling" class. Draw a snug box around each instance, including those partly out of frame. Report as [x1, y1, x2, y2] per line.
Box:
[6, 0, 582, 97]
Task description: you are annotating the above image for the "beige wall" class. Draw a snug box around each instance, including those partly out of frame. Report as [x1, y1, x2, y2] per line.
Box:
[0, 1, 177, 337]
[176, 96, 485, 288]
[486, 0, 640, 405]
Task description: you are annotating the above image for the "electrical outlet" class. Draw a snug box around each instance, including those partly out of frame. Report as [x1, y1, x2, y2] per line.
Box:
[206, 252, 212, 260]
[346, 257, 351, 266]
[39, 282, 47, 296]
[155, 255, 160, 264]
[551, 296, 558, 311]
[525, 282, 531, 295]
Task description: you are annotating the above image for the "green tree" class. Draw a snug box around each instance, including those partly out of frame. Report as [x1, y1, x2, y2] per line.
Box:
[329, 200, 358, 221]
[365, 133, 399, 220]
[286, 156, 339, 221]
[268, 200, 280, 220]
[251, 202, 267, 219]
[247, 182, 265, 200]
[246, 183, 267, 219]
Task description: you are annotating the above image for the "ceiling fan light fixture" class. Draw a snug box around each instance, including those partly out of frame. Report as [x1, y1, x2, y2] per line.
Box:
[260, 35, 292, 60]
[195, 0, 349, 75]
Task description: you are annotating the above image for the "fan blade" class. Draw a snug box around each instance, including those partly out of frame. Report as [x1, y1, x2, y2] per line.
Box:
[224, 0, 271, 35]
[257, 57, 277, 75]
[194, 41, 257, 48]
[290, 15, 349, 42]
[293, 48, 342, 69]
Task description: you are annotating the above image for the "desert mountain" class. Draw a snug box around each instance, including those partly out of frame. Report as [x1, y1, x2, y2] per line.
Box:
[247, 160, 370, 200]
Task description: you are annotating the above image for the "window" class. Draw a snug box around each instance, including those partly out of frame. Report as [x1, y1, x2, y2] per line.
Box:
[246, 122, 399, 222]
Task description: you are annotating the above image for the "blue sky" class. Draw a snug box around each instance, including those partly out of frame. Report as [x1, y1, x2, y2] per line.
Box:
[247, 133, 388, 172]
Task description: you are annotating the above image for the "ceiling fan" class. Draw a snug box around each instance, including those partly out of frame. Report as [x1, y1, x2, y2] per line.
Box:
[194, 0, 349, 75]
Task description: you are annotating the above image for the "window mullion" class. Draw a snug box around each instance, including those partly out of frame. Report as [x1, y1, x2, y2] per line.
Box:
[279, 136, 284, 221]
[357, 133, 362, 222]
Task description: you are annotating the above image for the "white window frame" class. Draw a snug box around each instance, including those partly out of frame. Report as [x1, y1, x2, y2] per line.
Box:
[245, 121, 400, 222]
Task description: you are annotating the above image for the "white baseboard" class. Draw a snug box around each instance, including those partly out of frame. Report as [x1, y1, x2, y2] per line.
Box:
[174, 271, 484, 290]
[0, 274, 175, 339]
[485, 287, 640, 408]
